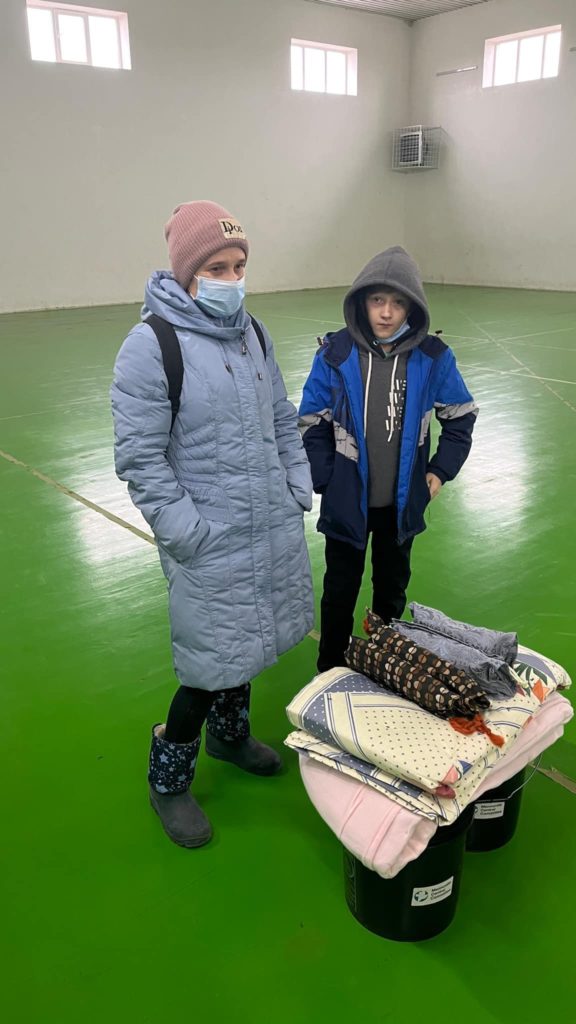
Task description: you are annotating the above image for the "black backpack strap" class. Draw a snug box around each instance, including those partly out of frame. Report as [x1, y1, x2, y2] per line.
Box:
[144, 314, 183, 433]
[249, 314, 267, 360]
[144, 312, 265, 434]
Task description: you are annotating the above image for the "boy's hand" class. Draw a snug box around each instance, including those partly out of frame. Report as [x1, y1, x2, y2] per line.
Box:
[426, 472, 443, 499]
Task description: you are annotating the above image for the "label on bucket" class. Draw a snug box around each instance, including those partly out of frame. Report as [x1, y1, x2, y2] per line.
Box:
[474, 800, 505, 820]
[411, 877, 454, 907]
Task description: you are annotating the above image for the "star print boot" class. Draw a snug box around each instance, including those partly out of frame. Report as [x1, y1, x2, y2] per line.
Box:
[148, 724, 212, 848]
[205, 683, 282, 776]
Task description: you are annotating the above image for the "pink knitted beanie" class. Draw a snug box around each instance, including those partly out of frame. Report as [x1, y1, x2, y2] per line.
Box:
[164, 201, 249, 291]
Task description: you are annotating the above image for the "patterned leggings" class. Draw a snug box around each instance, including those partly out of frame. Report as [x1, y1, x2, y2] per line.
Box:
[164, 683, 251, 744]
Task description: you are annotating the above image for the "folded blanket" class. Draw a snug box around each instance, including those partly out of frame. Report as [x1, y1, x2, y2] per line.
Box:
[286, 663, 556, 800]
[514, 644, 571, 691]
[286, 644, 569, 818]
[346, 610, 490, 718]
[287, 727, 455, 815]
[410, 603, 518, 661]
[297, 691, 573, 878]
[299, 755, 437, 879]
[391, 603, 519, 700]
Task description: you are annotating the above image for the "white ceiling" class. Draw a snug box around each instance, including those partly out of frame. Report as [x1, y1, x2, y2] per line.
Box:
[304, 0, 493, 22]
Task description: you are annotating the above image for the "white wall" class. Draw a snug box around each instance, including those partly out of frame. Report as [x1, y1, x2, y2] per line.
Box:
[0, 0, 410, 312]
[406, 0, 576, 290]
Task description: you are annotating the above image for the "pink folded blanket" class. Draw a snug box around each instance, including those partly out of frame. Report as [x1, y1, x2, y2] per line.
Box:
[299, 692, 573, 879]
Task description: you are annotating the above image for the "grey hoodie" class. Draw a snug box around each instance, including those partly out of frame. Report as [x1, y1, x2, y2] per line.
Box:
[343, 246, 430, 508]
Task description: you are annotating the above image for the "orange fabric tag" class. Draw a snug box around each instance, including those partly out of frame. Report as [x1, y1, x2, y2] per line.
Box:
[449, 714, 505, 748]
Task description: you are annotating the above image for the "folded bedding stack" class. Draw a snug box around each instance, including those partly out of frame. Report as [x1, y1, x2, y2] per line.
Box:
[286, 607, 573, 879]
[346, 608, 491, 720]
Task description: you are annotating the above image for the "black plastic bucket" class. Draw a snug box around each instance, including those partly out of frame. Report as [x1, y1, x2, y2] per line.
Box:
[343, 804, 474, 941]
[466, 768, 526, 852]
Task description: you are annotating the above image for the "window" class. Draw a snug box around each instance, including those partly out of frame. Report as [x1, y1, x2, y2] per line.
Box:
[26, 2, 131, 70]
[291, 39, 357, 96]
[483, 25, 561, 88]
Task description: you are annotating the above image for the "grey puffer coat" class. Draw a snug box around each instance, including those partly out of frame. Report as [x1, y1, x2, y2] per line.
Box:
[111, 271, 314, 691]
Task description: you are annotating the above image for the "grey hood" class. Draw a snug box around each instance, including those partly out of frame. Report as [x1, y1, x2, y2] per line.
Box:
[343, 246, 430, 357]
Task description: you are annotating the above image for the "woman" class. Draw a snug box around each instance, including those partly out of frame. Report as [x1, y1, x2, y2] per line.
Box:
[111, 201, 313, 848]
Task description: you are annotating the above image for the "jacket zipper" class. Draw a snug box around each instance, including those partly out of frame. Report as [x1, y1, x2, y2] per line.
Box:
[241, 330, 263, 379]
[396, 355, 434, 536]
[337, 360, 368, 539]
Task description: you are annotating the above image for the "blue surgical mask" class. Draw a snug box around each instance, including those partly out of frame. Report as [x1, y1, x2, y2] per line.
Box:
[194, 275, 246, 318]
[374, 319, 412, 346]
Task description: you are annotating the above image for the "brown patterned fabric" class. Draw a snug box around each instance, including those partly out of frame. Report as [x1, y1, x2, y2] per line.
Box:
[345, 610, 490, 719]
[366, 609, 490, 705]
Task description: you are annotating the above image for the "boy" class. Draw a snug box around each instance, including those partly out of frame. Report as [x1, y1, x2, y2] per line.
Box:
[299, 245, 478, 672]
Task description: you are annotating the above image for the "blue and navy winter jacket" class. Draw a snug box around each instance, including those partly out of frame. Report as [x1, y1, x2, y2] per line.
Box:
[299, 247, 478, 548]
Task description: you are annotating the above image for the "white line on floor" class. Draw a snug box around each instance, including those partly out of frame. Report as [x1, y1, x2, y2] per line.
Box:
[0, 445, 322, 644]
[0, 446, 155, 544]
[442, 333, 488, 343]
[0, 402, 93, 423]
[4, 437, 575, 789]
[454, 325, 576, 343]
[444, 334, 575, 353]
[500, 325, 576, 342]
[457, 365, 576, 386]
[455, 311, 576, 414]
[273, 313, 343, 327]
[537, 767, 576, 795]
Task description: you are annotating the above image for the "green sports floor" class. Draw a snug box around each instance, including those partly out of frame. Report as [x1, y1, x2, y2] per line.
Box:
[1, 284, 575, 1023]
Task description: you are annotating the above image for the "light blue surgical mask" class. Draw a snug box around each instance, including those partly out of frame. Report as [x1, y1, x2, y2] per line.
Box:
[194, 275, 246, 318]
[374, 319, 412, 346]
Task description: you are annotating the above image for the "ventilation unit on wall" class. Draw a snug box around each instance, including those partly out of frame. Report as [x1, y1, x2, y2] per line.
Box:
[391, 126, 442, 171]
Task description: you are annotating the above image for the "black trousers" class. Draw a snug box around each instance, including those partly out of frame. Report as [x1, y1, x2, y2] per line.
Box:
[165, 683, 251, 744]
[317, 506, 414, 673]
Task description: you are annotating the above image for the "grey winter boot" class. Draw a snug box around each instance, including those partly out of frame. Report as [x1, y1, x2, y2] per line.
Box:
[205, 733, 282, 776]
[205, 683, 282, 776]
[148, 724, 212, 848]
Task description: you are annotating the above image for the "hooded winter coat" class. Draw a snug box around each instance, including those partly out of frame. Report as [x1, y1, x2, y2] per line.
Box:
[299, 247, 478, 548]
[111, 272, 314, 691]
